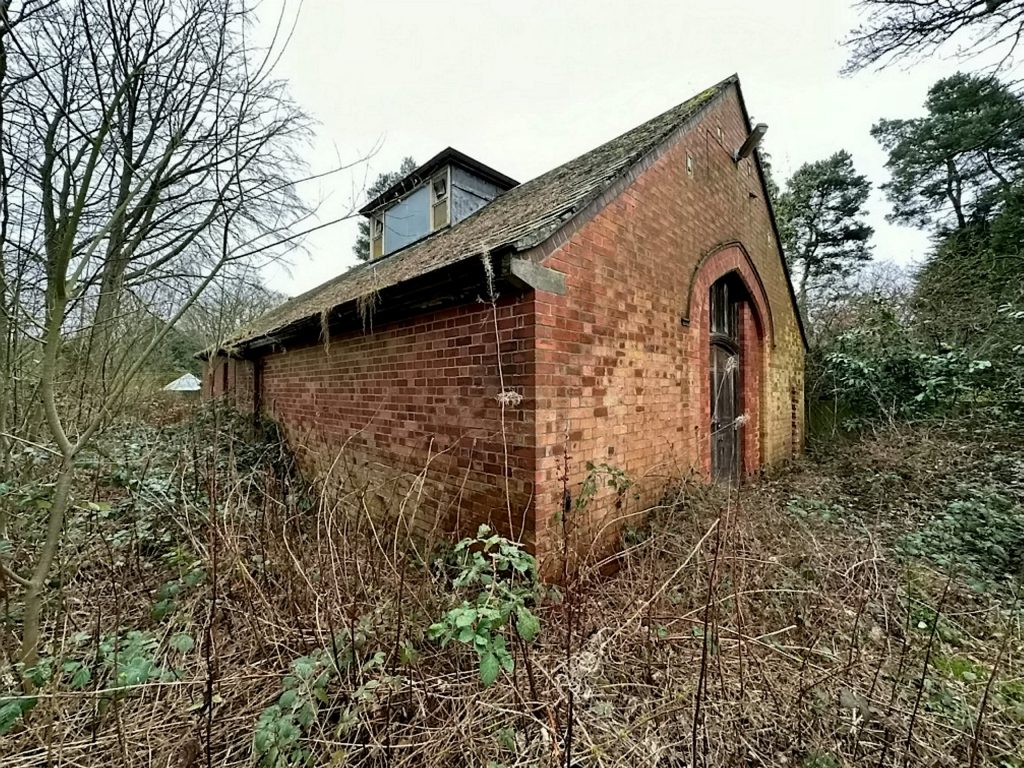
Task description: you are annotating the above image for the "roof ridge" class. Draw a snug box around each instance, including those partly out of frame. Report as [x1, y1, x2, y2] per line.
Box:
[516, 75, 735, 191]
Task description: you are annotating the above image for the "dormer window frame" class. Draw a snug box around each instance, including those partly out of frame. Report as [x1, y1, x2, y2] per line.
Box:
[430, 166, 451, 232]
[365, 153, 514, 259]
[431, 173, 448, 203]
[369, 212, 385, 260]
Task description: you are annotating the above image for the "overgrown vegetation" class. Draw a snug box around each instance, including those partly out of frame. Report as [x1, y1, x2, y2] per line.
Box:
[1, 2, 1023, 766]
[427, 525, 540, 686]
[798, 71, 1024, 433]
[0, 407, 1020, 765]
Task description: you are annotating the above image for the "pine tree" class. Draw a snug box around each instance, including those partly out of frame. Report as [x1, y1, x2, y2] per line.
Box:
[776, 150, 874, 315]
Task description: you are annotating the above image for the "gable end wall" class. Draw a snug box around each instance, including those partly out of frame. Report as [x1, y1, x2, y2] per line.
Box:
[531, 87, 805, 563]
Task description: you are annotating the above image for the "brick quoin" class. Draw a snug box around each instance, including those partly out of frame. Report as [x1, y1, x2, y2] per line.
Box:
[204, 82, 805, 575]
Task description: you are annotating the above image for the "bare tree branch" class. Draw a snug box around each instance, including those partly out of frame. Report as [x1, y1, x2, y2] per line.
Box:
[844, 0, 1024, 73]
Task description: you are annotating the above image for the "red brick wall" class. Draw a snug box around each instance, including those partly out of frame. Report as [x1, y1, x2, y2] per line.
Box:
[256, 294, 537, 547]
[531, 87, 805, 564]
[207, 84, 804, 572]
[203, 356, 255, 412]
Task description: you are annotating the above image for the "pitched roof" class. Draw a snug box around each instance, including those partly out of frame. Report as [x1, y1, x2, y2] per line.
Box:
[163, 373, 201, 391]
[229, 76, 734, 350]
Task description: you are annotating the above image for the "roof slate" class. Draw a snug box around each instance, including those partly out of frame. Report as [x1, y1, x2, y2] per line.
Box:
[230, 76, 733, 350]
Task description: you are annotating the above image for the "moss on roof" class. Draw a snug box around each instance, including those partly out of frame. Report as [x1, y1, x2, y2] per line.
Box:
[229, 76, 735, 351]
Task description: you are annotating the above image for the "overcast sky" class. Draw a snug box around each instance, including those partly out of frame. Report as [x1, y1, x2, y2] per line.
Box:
[260, 0, 1016, 296]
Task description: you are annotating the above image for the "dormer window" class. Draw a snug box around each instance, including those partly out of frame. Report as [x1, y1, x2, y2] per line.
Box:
[432, 176, 448, 202]
[358, 149, 518, 260]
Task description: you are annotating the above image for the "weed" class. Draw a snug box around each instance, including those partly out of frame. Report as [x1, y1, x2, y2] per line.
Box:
[151, 561, 206, 621]
[254, 649, 336, 767]
[6, 410, 1024, 766]
[574, 461, 635, 514]
[907, 601, 962, 645]
[801, 753, 840, 768]
[253, 634, 400, 767]
[898, 487, 1024, 584]
[427, 525, 539, 686]
[786, 495, 846, 523]
[1001, 680, 1024, 722]
[0, 696, 37, 735]
[931, 653, 987, 684]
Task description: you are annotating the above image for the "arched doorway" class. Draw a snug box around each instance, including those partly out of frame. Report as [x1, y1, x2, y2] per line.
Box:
[685, 244, 771, 481]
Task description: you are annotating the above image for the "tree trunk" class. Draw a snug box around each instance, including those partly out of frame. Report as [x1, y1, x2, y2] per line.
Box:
[946, 158, 967, 230]
[0, 0, 11, 481]
[0, 266, 9, 477]
[19, 457, 74, 667]
[89, 166, 134, 391]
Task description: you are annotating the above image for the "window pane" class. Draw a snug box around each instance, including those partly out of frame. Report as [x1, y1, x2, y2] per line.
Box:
[710, 278, 739, 341]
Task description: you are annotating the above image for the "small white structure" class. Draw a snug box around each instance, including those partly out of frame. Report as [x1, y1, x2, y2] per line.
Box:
[162, 373, 202, 392]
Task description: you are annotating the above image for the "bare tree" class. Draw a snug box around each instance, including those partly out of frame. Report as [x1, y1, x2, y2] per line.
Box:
[844, 0, 1024, 72]
[0, 0, 316, 667]
[179, 267, 288, 348]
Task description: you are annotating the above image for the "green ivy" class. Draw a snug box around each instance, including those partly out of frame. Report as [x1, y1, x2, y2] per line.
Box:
[898, 487, 1024, 584]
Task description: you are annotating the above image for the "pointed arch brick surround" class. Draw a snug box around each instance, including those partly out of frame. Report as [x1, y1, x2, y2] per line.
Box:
[687, 243, 771, 477]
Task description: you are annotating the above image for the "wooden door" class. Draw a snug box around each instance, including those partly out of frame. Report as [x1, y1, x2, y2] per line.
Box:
[710, 343, 739, 482]
[709, 277, 741, 483]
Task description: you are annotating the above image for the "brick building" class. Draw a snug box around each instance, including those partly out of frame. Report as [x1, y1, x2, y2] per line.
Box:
[204, 75, 807, 568]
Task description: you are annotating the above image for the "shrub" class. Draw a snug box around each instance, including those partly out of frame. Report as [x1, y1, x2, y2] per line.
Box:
[898, 487, 1024, 584]
[427, 525, 539, 686]
[810, 295, 997, 429]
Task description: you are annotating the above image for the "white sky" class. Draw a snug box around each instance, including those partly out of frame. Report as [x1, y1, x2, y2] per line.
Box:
[260, 0, 1016, 296]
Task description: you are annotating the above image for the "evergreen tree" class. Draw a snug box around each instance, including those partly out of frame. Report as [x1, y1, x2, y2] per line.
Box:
[871, 73, 1024, 231]
[874, 74, 1024, 402]
[776, 150, 874, 315]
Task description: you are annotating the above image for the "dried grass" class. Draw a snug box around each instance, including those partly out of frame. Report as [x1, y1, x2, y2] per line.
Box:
[1, 414, 1022, 767]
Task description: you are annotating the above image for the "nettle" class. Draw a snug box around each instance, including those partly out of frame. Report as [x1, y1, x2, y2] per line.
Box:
[427, 525, 540, 686]
[253, 626, 401, 768]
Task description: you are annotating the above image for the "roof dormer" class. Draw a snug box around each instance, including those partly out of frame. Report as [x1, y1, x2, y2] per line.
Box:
[360, 148, 518, 260]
